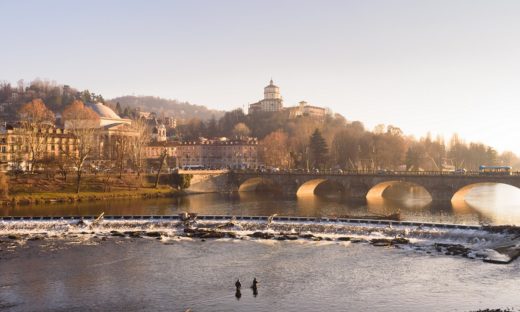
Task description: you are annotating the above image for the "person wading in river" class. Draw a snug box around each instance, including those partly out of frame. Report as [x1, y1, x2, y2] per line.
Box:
[235, 279, 242, 300]
[251, 278, 258, 297]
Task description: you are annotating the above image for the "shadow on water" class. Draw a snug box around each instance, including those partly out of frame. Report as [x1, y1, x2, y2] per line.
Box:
[0, 197, 177, 217]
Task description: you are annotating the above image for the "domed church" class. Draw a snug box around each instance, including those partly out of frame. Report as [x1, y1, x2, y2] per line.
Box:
[248, 79, 284, 113]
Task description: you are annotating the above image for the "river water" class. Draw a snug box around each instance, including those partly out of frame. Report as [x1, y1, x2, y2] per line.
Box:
[1, 184, 520, 311]
[3, 184, 520, 225]
[1, 238, 519, 312]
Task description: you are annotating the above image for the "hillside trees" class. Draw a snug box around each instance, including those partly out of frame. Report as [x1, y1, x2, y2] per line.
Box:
[218, 109, 247, 136]
[309, 129, 329, 170]
[232, 122, 251, 138]
[260, 130, 292, 168]
[331, 122, 365, 169]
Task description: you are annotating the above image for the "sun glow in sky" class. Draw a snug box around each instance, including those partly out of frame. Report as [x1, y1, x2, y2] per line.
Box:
[2, 0, 520, 153]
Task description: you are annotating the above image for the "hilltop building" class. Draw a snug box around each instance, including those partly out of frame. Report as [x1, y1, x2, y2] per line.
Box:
[248, 80, 284, 113]
[286, 101, 328, 120]
[248, 80, 329, 119]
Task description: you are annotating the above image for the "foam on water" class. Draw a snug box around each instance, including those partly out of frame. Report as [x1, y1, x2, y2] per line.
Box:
[1, 218, 519, 263]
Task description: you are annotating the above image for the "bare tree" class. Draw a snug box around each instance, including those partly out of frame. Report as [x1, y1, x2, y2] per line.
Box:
[54, 154, 73, 182]
[17, 99, 55, 172]
[154, 148, 168, 188]
[113, 135, 130, 178]
[129, 118, 150, 177]
[232, 122, 251, 138]
[62, 100, 99, 193]
[260, 130, 292, 168]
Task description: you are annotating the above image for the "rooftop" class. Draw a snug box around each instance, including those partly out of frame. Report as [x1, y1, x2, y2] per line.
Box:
[87, 102, 121, 119]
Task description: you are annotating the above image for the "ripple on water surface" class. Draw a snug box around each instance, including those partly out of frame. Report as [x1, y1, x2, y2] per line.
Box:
[0, 238, 519, 312]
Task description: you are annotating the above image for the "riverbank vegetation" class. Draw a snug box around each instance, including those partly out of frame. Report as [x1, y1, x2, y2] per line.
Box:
[0, 173, 188, 205]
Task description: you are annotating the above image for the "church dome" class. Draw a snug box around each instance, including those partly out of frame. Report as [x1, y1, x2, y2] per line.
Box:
[87, 102, 121, 119]
[264, 79, 281, 100]
[265, 79, 279, 89]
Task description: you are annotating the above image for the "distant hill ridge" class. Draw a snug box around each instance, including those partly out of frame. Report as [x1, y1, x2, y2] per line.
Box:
[108, 95, 224, 120]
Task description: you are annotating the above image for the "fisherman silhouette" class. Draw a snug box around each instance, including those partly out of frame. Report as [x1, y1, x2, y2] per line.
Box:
[251, 278, 258, 297]
[235, 279, 241, 289]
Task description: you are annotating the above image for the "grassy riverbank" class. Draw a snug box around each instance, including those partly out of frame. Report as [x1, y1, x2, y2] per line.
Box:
[2, 173, 182, 205]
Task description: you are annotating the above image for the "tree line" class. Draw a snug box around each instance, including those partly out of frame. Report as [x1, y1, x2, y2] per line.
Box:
[176, 109, 520, 171]
[3, 79, 518, 172]
[0, 78, 105, 117]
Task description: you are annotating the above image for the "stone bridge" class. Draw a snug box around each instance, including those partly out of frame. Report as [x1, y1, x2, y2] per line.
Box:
[184, 171, 520, 201]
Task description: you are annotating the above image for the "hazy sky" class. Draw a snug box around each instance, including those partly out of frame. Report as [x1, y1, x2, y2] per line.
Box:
[2, 0, 520, 153]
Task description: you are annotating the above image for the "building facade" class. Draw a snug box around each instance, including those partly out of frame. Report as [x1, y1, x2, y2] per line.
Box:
[0, 124, 78, 172]
[286, 101, 328, 120]
[248, 80, 284, 113]
[248, 80, 330, 120]
[176, 138, 259, 169]
[144, 137, 260, 170]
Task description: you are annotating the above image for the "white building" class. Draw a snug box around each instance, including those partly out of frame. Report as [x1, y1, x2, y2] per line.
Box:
[248, 79, 284, 113]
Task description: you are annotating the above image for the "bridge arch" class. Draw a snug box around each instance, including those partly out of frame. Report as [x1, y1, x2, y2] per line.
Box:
[296, 179, 345, 197]
[452, 182, 520, 202]
[238, 177, 280, 193]
[366, 180, 432, 201]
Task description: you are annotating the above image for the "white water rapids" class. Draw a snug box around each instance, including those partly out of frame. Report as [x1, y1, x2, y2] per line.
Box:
[1, 218, 519, 264]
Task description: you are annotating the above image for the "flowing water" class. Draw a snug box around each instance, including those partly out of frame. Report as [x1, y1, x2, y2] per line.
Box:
[1, 238, 519, 312]
[3, 184, 520, 225]
[1, 184, 520, 311]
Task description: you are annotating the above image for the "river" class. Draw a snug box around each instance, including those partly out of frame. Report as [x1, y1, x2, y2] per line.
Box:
[1, 184, 520, 311]
[3, 184, 520, 225]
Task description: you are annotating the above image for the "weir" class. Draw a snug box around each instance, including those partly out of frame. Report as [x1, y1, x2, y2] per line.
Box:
[0, 214, 482, 230]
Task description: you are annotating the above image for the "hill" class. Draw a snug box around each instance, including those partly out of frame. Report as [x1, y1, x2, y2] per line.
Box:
[108, 96, 224, 120]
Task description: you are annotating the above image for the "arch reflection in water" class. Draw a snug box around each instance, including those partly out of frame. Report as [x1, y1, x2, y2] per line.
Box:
[296, 195, 367, 217]
[461, 183, 520, 225]
[366, 181, 432, 202]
